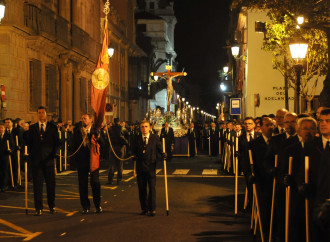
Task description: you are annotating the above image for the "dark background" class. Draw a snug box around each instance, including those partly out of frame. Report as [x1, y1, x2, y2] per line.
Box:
[173, 0, 232, 112]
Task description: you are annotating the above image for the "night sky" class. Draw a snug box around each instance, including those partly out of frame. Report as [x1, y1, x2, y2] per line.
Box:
[173, 0, 232, 112]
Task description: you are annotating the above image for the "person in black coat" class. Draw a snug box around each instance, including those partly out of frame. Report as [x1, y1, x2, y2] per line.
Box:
[160, 122, 174, 161]
[24, 106, 60, 215]
[238, 117, 261, 210]
[107, 118, 128, 185]
[209, 122, 219, 157]
[72, 114, 103, 214]
[0, 122, 14, 192]
[250, 117, 274, 239]
[187, 122, 197, 157]
[132, 120, 165, 216]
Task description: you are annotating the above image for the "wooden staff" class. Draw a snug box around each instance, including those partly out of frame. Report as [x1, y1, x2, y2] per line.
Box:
[133, 160, 136, 177]
[162, 138, 169, 216]
[16, 135, 21, 186]
[64, 131, 67, 171]
[58, 131, 62, 172]
[244, 186, 248, 211]
[194, 133, 197, 156]
[285, 157, 293, 242]
[250, 189, 255, 230]
[248, 150, 264, 242]
[218, 131, 221, 158]
[208, 130, 211, 156]
[269, 154, 278, 242]
[235, 136, 238, 215]
[24, 146, 28, 214]
[232, 135, 235, 173]
[7, 140, 14, 188]
[305, 156, 310, 242]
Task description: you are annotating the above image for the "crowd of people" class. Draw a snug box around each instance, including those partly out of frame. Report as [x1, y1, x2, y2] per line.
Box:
[0, 105, 329, 241]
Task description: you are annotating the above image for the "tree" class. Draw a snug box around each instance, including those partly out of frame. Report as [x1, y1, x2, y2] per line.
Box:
[232, 0, 330, 107]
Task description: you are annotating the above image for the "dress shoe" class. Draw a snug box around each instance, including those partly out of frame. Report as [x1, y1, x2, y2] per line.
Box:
[148, 210, 156, 217]
[35, 210, 42, 216]
[82, 209, 90, 214]
[50, 208, 56, 214]
[139, 210, 147, 215]
[96, 207, 103, 213]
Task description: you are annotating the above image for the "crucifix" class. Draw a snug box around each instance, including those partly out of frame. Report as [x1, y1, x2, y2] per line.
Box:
[150, 65, 187, 112]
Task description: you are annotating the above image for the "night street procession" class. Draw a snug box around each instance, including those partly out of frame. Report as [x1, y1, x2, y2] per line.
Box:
[0, 0, 329, 241]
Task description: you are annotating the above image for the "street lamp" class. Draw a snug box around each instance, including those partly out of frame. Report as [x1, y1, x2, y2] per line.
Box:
[231, 45, 240, 58]
[0, 0, 6, 23]
[289, 39, 308, 113]
[223, 66, 229, 73]
[107, 47, 114, 58]
[220, 82, 226, 92]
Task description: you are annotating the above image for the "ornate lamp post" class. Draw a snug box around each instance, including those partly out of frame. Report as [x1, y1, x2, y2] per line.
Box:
[289, 39, 308, 114]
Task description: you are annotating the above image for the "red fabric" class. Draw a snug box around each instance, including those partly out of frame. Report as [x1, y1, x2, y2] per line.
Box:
[91, 20, 109, 129]
[90, 135, 100, 172]
[90, 20, 109, 171]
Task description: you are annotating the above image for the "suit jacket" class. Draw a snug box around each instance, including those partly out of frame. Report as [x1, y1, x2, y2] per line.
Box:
[187, 128, 197, 142]
[238, 131, 261, 175]
[0, 132, 13, 159]
[160, 127, 174, 146]
[250, 135, 272, 185]
[24, 122, 60, 167]
[132, 133, 162, 173]
[72, 125, 102, 169]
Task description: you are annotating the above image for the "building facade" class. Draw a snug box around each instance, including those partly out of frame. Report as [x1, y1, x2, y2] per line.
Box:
[0, 0, 146, 123]
[230, 9, 323, 117]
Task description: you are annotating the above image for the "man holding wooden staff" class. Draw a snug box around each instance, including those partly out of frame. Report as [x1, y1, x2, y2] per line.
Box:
[282, 116, 317, 241]
[0, 122, 14, 192]
[249, 116, 274, 239]
[132, 120, 166, 216]
[24, 106, 60, 215]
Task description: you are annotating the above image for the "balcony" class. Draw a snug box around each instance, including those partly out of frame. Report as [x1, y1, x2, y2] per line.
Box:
[23, 3, 100, 61]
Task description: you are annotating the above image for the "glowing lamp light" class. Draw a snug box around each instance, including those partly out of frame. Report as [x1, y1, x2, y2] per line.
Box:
[223, 66, 229, 73]
[231, 45, 240, 58]
[0, 0, 5, 23]
[182, 97, 185, 102]
[107, 47, 114, 58]
[220, 83, 226, 91]
[297, 16, 304, 25]
[289, 41, 308, 60]
[154, 75, 159, 81]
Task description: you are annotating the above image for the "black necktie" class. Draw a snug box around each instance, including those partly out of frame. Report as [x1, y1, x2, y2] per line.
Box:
[249, 133, 253, 142]
[144, 136, 147, 145]
[40, 124, 45, 134]
[326, 141, 329, 150]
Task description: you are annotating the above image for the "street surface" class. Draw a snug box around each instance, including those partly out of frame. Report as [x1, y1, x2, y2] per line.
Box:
[0, 154, 254, 242]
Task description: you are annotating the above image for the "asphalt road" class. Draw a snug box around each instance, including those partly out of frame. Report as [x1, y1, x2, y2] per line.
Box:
[0, 155, 255, 242]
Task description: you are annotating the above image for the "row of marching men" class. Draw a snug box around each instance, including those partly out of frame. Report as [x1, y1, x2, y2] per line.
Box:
[237, 108, 330, 242]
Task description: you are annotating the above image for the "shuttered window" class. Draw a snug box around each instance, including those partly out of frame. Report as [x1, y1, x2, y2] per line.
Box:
[29, 59, 42, 111]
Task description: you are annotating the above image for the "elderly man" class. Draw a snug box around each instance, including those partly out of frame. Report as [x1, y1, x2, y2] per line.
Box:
[274, 108, 288, 135]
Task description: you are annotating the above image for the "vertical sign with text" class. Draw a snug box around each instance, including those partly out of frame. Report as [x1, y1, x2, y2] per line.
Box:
[230, 98, 241, 115]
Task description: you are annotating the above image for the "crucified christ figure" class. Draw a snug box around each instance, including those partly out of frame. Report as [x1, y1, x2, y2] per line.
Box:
[151, 65, 187, 113]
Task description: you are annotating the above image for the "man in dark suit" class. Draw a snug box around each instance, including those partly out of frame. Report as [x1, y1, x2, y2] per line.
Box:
[24, 106, 60, 215]
[0, 122, 14, 192]
[160, 122, 174, 161]
[283, 116, 318, 242]
[107, 118, 128, 185]
[12, 118, 26, 187]
[273, 108, 288, 135]
[4, 118, 16, 188]
[132, 120, 165, 216]
[250, 116, 274, 238]
[72, 114, 103, 214]
[238, 117, 261, 209]
[187, 122, 197, 157]
[209, 122, 219, 157]
[267, 112, 299, 241]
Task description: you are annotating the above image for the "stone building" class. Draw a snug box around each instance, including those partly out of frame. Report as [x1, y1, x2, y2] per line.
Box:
[0, 0, 146, 123]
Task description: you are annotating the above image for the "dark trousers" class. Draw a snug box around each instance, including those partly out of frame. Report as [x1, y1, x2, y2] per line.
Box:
[137, 170, 156, 212]
[0, 156, 9, 189]
[108, 146, 125, 182]
[77, 166, 101, 209]
[189, 140, 195, 157]
[32, 164, 56, 211]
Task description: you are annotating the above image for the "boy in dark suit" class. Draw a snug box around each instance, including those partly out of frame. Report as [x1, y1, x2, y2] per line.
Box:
[132, 120, 165, 216]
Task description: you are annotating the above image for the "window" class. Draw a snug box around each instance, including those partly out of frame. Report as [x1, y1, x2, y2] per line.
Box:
[29, 59, 42, 111]
[45, 64, 58, 113]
